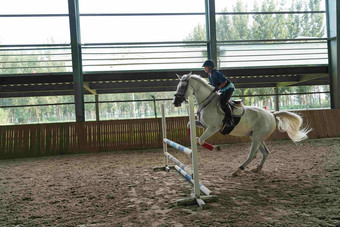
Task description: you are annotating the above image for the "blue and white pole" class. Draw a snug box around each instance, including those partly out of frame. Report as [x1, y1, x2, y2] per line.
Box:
[163, 138, 192, 157]
[165, 152, 193, 176]
[174, 165, 211, 196]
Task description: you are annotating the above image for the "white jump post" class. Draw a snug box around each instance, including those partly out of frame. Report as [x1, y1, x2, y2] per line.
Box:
[188, 94, 201, 203]
[154, 95, 217, 208]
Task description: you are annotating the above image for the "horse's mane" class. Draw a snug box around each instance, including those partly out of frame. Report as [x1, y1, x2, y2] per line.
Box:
[186, 74, 213, 90]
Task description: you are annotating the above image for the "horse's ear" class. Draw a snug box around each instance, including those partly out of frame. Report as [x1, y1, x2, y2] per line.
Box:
[176, 74, 182, 79]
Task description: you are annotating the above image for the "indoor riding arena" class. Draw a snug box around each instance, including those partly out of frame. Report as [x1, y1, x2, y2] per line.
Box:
[1, 0, 340, 226]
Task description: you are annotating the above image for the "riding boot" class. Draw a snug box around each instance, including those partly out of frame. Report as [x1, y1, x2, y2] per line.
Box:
[220, 90, 235, 126]
[221, 102, 234, 126]
[226, 104, 235, 126]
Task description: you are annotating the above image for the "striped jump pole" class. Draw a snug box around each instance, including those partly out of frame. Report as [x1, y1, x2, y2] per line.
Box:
[163, 138, 192, 157]
[165, 152, 193, 176]
[174, 165, 211, 196]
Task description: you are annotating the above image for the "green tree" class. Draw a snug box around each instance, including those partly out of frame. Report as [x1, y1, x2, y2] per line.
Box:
[185, 0, 325, 41]
[0, 108, 9, 124]
[252, 0, 276, 40]
[286, 0, 303, 39]
[216, 14, 233, 41]
[230, 1, 250, 40]
[301, 0, 325, 37]
[184, 24, 206, 41]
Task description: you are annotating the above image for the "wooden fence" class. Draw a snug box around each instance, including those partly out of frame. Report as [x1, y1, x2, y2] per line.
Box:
[0, 109, 339, 159]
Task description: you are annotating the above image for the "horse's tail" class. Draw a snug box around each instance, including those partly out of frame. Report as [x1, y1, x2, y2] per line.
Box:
[273, 111, 312, 142]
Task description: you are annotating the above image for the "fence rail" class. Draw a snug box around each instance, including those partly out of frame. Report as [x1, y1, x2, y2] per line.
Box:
[0, 109, 339, 159]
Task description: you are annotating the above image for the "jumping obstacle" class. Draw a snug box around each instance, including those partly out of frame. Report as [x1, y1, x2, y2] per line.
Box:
[154, 95, 217, 208]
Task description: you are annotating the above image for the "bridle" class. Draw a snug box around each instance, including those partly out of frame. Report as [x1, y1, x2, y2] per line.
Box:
[174, 76, 216, 110]
[174, 79, 190, 104]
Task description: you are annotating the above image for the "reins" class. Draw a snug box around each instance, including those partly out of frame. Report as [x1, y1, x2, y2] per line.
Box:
[188, 77, 217, 117]
[196, 90, 216, 116]
[176, 76, 217, 117]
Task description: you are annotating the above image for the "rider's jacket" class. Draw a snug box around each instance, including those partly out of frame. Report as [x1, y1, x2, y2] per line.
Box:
[208, 70, 235, 92]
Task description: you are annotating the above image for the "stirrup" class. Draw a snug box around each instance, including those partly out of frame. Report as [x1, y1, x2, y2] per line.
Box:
[226, 119, 235, 126]
[223, 116, 234, 126]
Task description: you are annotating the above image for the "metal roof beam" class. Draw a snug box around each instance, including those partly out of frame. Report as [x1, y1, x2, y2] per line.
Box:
[276, 74, 328, 87]
[83, 82, 97, 95]
[326, 0, 340, 108]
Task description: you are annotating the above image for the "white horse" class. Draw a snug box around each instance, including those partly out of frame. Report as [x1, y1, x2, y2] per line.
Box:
[173, 73, 312, 177]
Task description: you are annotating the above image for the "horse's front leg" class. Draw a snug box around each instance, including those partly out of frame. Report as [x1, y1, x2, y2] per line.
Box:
[197, 126, 219, 146]
[187, 120, 206, 130]
[188, 121, 208, 145]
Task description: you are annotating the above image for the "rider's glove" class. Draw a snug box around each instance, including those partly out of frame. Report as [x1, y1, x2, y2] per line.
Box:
[213, 87, 218, 92]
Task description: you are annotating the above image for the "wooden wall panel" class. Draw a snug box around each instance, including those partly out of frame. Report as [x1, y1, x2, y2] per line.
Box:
[0, 109, 339, 159]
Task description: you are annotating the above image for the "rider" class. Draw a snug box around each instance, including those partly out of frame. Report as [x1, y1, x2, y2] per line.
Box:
[202, 59, 235, 126]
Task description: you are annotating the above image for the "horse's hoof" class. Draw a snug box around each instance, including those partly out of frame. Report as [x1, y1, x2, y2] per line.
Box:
[216, 145, 221, 151]
[251, 166, 262, 173]
[232, 169, 242, 177]
[251, 168, 259, 173]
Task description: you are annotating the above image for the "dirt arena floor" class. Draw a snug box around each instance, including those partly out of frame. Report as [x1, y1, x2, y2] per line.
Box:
[0, 138, 339, 226]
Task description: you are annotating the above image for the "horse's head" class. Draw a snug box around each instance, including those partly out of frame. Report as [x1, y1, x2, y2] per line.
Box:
[173, 73, 193, 107]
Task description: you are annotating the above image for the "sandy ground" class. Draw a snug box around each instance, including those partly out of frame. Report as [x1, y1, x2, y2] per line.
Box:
[0, 138, 339, 227]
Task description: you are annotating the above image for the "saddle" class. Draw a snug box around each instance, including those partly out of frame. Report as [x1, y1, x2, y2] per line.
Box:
[220, 99, 244, 117]
[220, 99, 244, 135]
[229, 99, 243, 108]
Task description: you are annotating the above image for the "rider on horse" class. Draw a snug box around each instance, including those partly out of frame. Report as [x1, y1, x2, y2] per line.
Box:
[202, 59, 235, 126]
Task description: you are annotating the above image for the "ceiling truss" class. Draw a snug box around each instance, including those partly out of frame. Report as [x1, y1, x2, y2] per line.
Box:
[0, 65, 329, 98]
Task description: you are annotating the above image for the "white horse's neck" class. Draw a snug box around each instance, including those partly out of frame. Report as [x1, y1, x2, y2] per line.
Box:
[189, 76, 214, 106]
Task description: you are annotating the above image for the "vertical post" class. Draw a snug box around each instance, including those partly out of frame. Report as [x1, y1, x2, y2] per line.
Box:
[161, 103, 168, 166]
[151, 95, 157, 118]
[95, 93, 100, 121]
[68, 0, 85, 122]
[205, 0, 218, 65]
[205, 0, 211, 59]
[326, 0, 340, 108]
[188, 95, 200, 198]
[274, 87, 280, 111]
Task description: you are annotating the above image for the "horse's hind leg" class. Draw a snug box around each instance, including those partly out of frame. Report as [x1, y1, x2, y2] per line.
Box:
[232, 138, 261, 177]
[251, 142, 270, 173]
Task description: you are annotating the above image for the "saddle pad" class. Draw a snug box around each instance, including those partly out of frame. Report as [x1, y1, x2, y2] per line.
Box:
[232, 106, 244, 116]
[220, 116, 241, 135]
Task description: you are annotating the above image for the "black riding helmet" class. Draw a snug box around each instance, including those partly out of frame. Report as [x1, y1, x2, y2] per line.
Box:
[202, 59, 215, 68]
